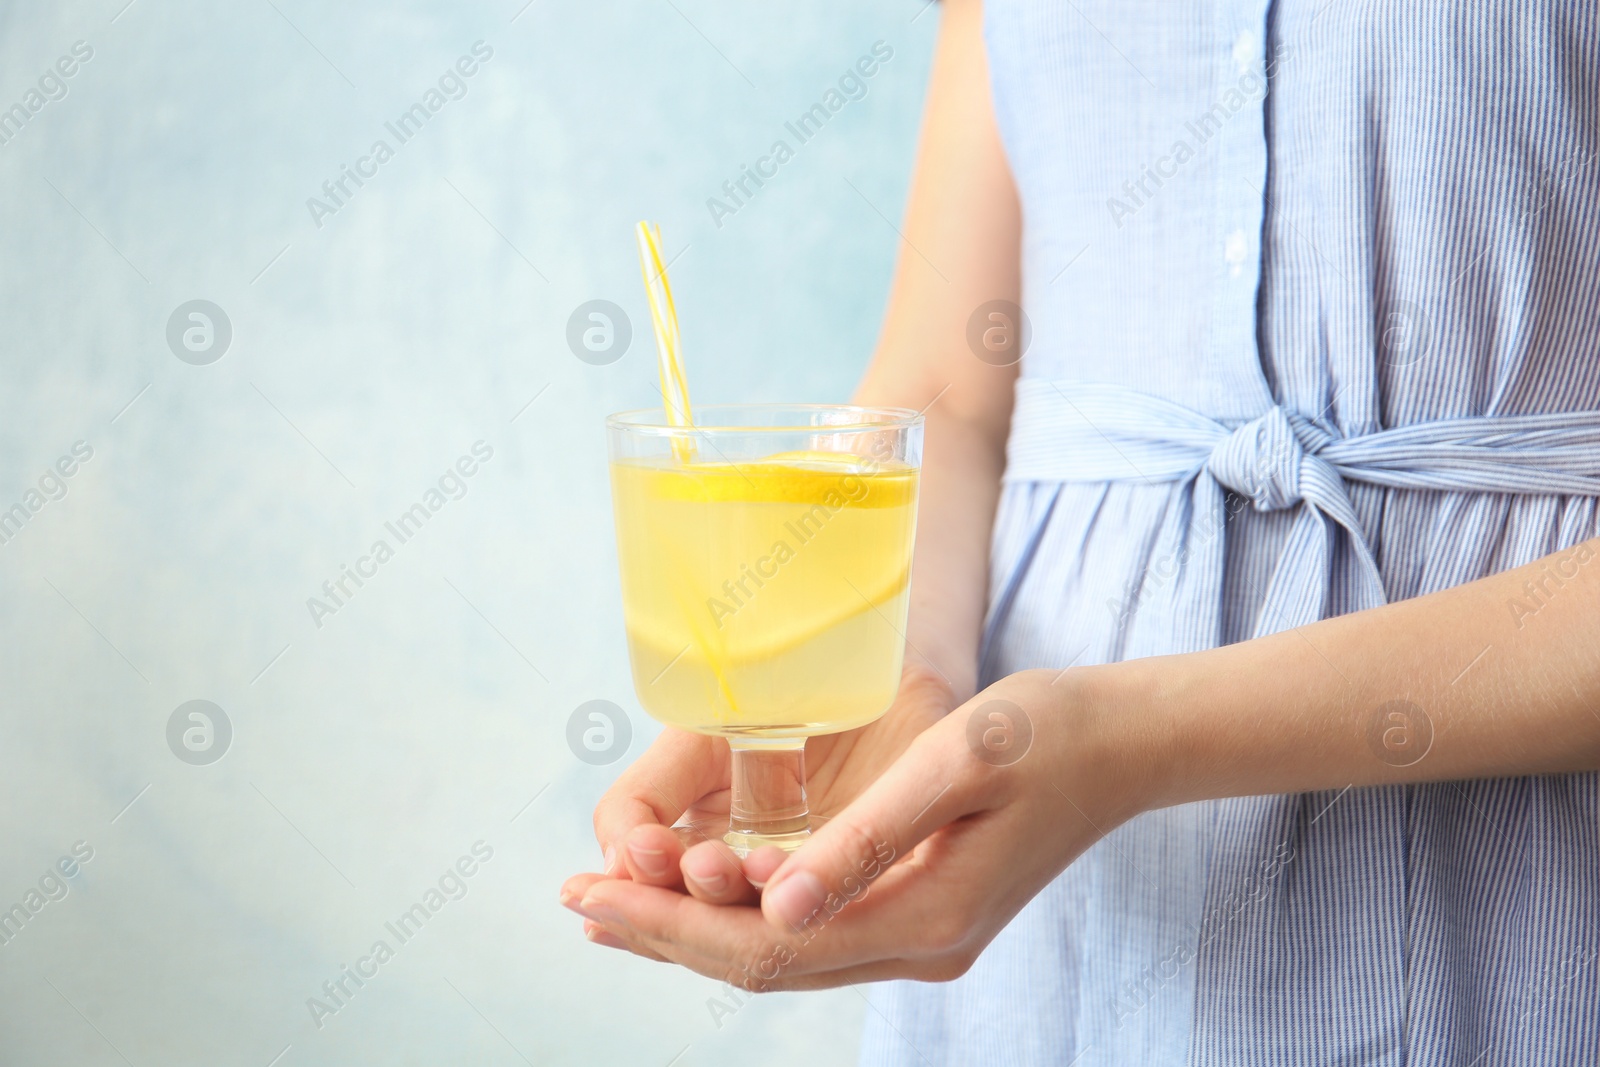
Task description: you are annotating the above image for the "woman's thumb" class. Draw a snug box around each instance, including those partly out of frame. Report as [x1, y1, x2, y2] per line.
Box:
[759, 732, 972, 931]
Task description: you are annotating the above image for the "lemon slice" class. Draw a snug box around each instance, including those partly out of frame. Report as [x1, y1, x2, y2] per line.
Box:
[626, 556, 910, 666]
[630, 454, 916, 508]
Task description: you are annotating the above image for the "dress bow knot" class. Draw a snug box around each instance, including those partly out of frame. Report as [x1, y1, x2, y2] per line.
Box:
[1204, 406, 1324, 512]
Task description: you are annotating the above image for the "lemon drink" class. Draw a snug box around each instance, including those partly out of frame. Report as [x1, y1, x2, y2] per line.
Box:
[612, 452, 918, 738]
[609, 222, 922, 853]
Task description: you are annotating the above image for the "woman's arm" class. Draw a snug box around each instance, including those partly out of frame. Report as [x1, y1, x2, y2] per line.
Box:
[852, 0, 1021, 704]
[574, 537, 1600, 988]
[1144, 538, 1600, 807]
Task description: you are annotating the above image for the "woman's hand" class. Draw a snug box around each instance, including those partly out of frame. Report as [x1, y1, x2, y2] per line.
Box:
[560, 666, 962, 942]
[561, 665, 1169, 988]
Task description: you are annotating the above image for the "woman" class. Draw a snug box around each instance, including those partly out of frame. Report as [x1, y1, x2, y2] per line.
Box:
[563, 0, 1600, 1061]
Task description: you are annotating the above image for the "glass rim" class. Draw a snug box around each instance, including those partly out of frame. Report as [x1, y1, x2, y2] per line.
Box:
[606, 403, 923, 436]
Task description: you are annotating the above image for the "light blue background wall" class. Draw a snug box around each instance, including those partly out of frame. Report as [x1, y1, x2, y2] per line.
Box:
[0, 2, 936, 1063]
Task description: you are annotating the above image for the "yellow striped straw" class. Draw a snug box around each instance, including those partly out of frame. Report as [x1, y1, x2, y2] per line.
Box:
[635, 221, 694, 460]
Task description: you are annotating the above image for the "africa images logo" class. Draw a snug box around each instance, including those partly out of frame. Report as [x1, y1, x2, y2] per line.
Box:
[305, 442, 494, 628]
[0, 40, 94, 150]
[305, 41, 494, 229]
[705, 40, 894, 229]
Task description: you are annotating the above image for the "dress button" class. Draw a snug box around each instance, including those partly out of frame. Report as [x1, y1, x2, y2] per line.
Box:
[1225, 229, 1249, 276]
[1232, 30, 1258, 72]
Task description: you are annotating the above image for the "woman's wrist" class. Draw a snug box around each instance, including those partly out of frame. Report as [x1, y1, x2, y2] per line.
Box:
[900, 656, 969, 712]
[1071, 644, 1294, 815]
[1023, 659, 1184, 827]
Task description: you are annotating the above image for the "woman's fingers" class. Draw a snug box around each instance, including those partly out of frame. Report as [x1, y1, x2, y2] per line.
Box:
[681, 840, 759, 905]
[592, 729, 729, 865]
[571, 672, 1108, 990]
[576, 714, 993, 974]
[578, 909, 933, 990]
[759, 718, 981, 931]
[741, 845, 787, 889]
[565, 835, 761, 916]
[560, 872, 606, 908]
[583, 919, 670, 960]
[575, 849, 969, 980]
[619, 822, 688, 889]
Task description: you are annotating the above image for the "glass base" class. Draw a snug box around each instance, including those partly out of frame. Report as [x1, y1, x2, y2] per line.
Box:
[661, 739, 830, 858]
[671, 815, 830, 858]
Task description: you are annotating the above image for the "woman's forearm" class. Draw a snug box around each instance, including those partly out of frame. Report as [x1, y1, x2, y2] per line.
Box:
[1126, 538, 1600, 808]
[850, 0, 1020, 703]
[883, 409, 1008, 702]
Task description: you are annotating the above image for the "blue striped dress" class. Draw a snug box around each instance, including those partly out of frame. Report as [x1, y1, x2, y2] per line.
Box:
[861, 1, 1600, 1064]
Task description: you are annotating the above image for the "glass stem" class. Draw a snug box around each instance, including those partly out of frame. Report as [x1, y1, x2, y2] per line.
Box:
[725, 739, 811, 855]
